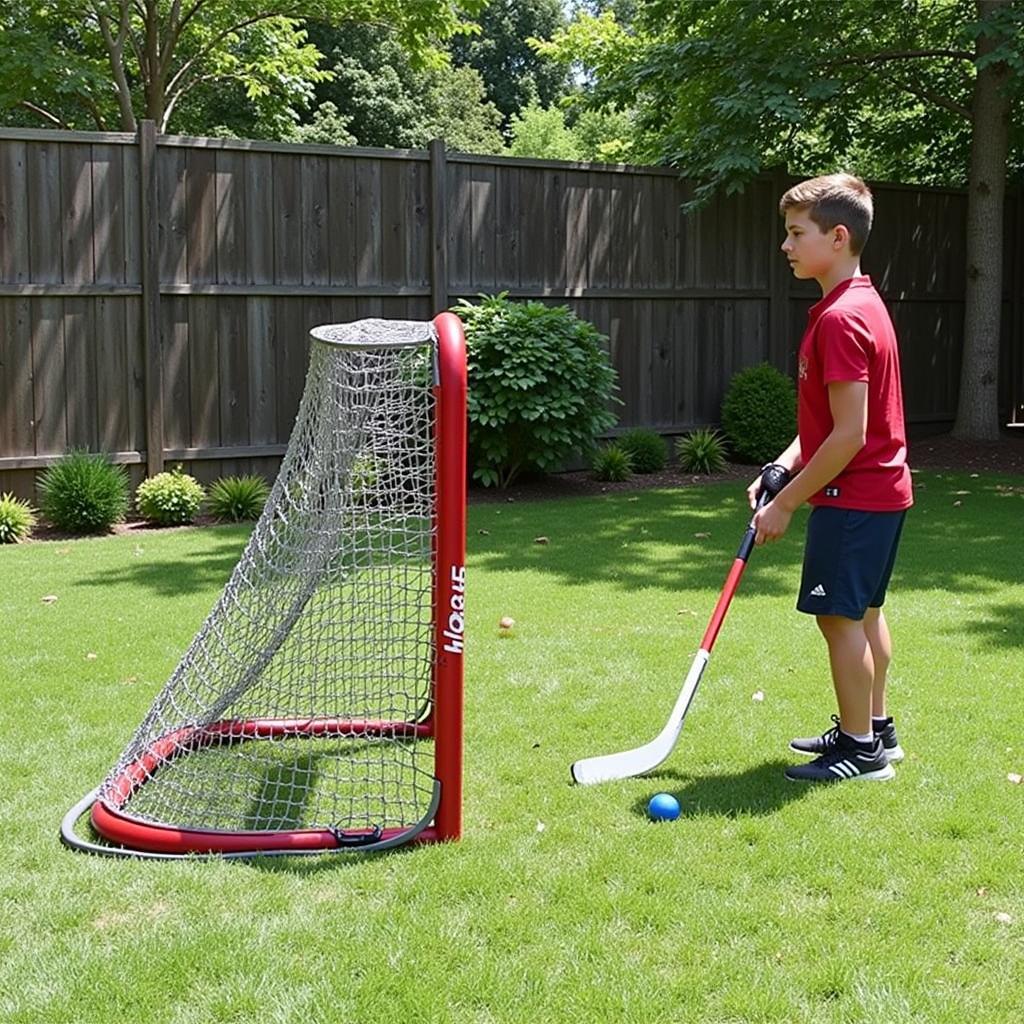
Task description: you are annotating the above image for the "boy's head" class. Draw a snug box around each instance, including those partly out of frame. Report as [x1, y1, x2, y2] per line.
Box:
[779, 173, 874, 255]
[779, 175, 873, 287]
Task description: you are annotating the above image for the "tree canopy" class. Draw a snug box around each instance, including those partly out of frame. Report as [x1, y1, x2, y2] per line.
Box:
[541, 0, 1023, 195]
[0, 1, 485, 133]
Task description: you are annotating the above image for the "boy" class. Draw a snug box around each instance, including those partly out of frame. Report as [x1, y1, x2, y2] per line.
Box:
[748, 173, 913, 783]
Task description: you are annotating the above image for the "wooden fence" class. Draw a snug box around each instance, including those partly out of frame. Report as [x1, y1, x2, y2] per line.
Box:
[1, 123, 1022, 498]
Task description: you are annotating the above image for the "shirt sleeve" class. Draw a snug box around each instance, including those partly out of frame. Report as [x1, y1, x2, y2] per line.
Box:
[818, 309, 872, 384]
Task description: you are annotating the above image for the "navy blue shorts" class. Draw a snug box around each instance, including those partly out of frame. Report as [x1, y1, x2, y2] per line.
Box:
[797, 507, 907, 620]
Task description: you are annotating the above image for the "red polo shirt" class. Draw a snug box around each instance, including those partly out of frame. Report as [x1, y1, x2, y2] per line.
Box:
[797, 276, 913, 511]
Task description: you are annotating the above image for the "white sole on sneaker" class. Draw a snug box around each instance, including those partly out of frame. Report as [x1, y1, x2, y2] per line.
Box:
[790, 741, 906, 762]
[784, 762, 896, 783]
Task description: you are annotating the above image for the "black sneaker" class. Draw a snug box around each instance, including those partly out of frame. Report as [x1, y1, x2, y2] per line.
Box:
[784, 734, 895, 783]
[790, 714, 843, 757]
[790, 714, 905, 764]
[873, 717, 905, 764]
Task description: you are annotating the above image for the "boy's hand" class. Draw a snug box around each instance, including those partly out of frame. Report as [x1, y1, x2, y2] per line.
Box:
[753, 499, 793, 545]
[746, 475, 762, 510]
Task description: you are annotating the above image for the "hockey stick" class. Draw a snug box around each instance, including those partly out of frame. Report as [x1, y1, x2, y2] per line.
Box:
[570, 463, 791, 785]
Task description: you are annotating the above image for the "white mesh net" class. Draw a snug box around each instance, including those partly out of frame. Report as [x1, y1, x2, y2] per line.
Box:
[98, 320, 442, 844]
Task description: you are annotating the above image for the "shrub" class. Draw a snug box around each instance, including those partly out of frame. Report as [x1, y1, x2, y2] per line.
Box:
[208, 474, 271, 522]
[136, 466, 206, 525]
[617, 428, 668, 473]
[591, 443, 633, 482]
[676, 428, 728, 474]
[38, 450, 130, 533]
[0, 492, 37, 543]
[455, 293, 619, 488]
[720, 363, 797, 465]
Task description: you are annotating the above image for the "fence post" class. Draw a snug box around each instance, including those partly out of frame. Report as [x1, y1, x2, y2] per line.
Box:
[139, 119, 164, 478]
[768, 165, 791, 374]
[429, 139, 449, 316]
[1013, 184, 1024, 426]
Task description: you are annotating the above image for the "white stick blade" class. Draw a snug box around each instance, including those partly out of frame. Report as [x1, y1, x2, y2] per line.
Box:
[569, 650, 710, 786]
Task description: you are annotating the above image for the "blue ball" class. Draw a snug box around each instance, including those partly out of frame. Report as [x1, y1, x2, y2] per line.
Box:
[647, 792, 680, 821]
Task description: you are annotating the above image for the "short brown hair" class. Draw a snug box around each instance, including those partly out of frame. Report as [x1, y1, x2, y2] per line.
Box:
[779, 174, 874, 256]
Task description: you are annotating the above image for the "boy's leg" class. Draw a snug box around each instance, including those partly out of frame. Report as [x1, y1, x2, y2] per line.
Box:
[816, 614, 873, 737]
[863, 606, 891, 718]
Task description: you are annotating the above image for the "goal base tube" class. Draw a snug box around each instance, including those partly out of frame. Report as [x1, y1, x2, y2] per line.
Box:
[80, 716, 440, 857]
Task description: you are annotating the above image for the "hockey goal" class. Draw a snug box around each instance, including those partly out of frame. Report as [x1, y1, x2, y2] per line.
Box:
[61, 313, 467, 857]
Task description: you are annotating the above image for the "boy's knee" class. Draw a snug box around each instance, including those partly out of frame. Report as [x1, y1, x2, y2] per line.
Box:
[815, 613, 864, 641]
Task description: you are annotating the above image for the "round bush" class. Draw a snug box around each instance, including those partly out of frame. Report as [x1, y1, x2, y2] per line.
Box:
[0, 492, 37, 543]
[676, 428, 728, 474]
[720, 363, 797, 465]
[591, 443, 633, 482]
[208, 474, 270, 522]
[38, 450, 130, 533]
[456, 294, 620, 488]
[136, 467, 206, 525]
[617, 428, 668, 473]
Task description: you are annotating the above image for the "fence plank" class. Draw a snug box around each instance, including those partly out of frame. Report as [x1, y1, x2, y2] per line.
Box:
[188, 297, 220, 447]
[160, 295, 190, 450]
[381, 158, 408, 288]
[470, 163, 496, 291]
[216, 149, 247, 285]
[328, 157, 357, 287]
[27, 141, 62, 282]
[245, 151, 274, 283]
[273, 152, 302, 285]
[95, 295, 130, 451]
[0, 298, 34, 454]
[301, 154, 329, 286]
[32, 298, 67, 454]
[158, 144, 188, 283]
[218, 297, 249, 445]
[92, 144, 126, 284]
[0, 141, 29, 282]
[354, 159, 382, 287]
[186, 147, 217, 283]
[63, 297, 97, 449]
[247, 297, 276, 445]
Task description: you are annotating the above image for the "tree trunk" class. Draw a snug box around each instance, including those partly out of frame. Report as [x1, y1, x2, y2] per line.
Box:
[952, 0, 1012, 440]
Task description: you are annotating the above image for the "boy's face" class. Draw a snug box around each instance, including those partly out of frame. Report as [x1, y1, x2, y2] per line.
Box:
[781, 207, 849, 280]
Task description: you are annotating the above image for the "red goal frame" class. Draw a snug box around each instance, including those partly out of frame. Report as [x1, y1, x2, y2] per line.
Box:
[64, 312, 467, 857]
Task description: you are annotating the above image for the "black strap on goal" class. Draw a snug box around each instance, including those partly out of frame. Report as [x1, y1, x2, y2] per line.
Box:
[330, 824, 384, 847]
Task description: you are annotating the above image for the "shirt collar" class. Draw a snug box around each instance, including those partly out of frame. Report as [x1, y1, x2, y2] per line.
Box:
[808, 275, 873, 321]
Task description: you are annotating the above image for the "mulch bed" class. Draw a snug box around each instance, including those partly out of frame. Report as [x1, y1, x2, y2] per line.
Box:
[469, 431, 1024, 505]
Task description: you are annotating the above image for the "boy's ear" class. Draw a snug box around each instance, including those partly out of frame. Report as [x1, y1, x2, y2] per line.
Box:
[832, 224, 850, 249]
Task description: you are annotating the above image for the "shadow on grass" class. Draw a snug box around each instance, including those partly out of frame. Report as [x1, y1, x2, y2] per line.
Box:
[75, 531, 250, 598]
[471, 484, 805, 598]
[630, 760, 811, 819]
[959, 601, 1024, 649]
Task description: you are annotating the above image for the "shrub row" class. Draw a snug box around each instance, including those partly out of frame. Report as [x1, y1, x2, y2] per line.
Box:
[0, 451, 273, 542]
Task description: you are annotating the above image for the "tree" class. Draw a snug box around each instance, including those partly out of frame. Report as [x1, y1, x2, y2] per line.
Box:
[541, 0, 1024, 439]
[0, 2, 484, 134]
[507, 103, 581, 160]
[301, 21, 503, 152]
[449, 0, 569, 132]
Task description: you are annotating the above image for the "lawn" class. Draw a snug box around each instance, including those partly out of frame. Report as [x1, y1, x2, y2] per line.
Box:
[1, 470, 1022, 1023]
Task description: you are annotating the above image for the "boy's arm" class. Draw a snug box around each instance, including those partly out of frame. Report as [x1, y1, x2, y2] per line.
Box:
[753, 381, 867, 543]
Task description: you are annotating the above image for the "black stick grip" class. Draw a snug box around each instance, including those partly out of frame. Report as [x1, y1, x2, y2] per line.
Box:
[736, 463, 791, 561]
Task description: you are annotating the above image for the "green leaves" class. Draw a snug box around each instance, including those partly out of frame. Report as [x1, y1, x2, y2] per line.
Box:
[457, 294, 620, 488]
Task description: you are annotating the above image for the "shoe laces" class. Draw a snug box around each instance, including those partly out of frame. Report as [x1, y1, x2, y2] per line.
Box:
[819, 714, 842, 750]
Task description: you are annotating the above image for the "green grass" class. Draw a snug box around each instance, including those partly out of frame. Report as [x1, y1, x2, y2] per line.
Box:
[1, 471, 1023, 1023]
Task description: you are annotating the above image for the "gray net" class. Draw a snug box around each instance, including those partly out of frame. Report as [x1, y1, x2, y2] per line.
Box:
[99, 320, 441, 840]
